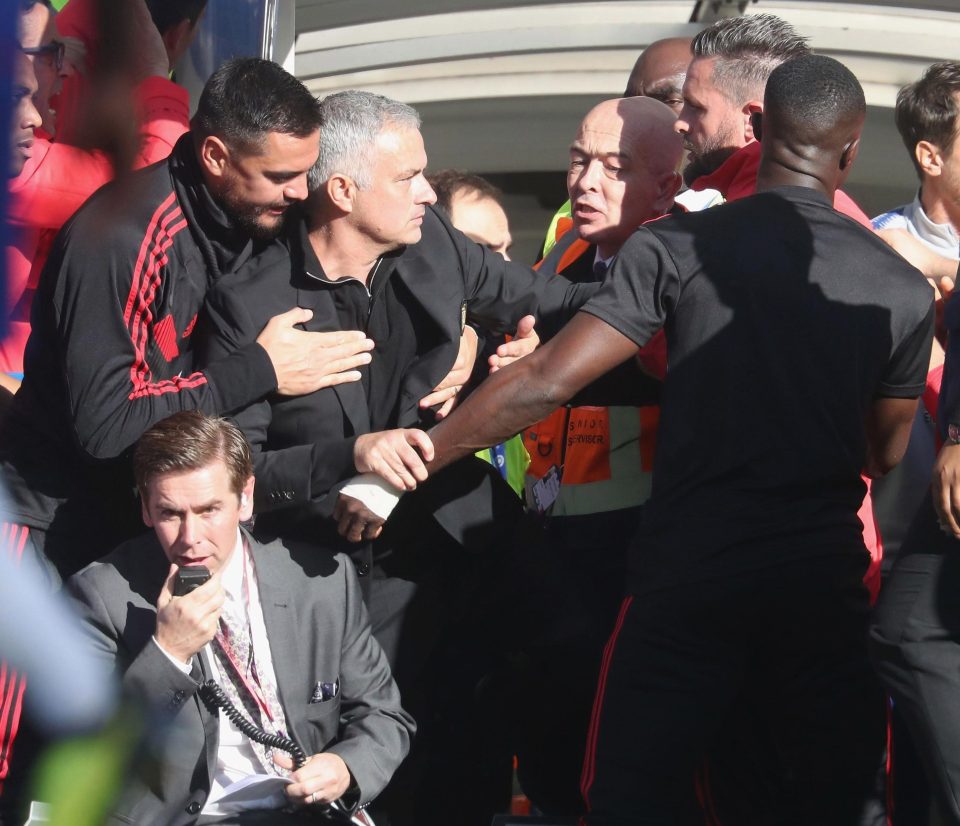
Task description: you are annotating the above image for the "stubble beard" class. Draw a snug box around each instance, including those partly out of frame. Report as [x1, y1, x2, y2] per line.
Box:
[682, 120, 740, 186]
[221, 189, 291, 242]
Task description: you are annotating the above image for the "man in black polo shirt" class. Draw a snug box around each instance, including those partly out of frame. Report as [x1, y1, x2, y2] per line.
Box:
[418, 56, 934, 824]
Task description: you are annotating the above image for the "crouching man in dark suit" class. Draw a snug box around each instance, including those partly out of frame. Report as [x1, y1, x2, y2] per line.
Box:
[66, 411, 413, 825]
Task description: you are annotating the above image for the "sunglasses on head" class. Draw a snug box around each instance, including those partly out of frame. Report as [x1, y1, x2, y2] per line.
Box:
[22, 41, 65, 71]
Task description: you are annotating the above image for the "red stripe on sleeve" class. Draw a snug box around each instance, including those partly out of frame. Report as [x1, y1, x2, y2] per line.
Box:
[121, 201, 207, 399]
[123, 192, 177, 327]
[580, 594, 634, 809]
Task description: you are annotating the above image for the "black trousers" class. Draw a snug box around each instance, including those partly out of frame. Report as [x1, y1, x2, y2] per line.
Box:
[583, 554, 885, 826]
[360, 539, 517, 826]
[870, 493, 960, 824]
[510, 507, 641, 817]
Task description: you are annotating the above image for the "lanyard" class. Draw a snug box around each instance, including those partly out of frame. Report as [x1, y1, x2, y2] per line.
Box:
[214, 547, 275, 723]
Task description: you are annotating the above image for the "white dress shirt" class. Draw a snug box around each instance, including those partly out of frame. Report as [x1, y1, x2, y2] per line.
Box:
[153, 530, 290, 818]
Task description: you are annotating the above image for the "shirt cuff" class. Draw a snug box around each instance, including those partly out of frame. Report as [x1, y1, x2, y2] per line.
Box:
[339, 474, 403, 519]
[152, 636, 193, 674]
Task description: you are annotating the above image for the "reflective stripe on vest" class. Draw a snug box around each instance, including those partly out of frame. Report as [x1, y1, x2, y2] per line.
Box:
[528, 210, 660, 516]
[541, 201, 574, 259]
[525, 404, 659, 516]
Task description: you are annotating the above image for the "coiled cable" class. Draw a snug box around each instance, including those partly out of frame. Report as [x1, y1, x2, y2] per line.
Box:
[196, 680, 374, 824]
[198, 679, 308, 769]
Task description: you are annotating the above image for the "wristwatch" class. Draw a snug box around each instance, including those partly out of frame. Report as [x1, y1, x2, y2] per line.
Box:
[948, 423, 960, 445]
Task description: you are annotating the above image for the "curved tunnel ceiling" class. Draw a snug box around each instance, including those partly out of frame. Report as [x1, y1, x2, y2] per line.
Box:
[294, 1, 959, 108]
[291, 0, 960, 254]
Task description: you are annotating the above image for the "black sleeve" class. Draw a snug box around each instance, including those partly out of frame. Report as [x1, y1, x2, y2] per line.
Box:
[198, 286, 359, 514]
[443, 218, 598, 338]
[568, 359, 662, 407]
[48, 215, 276, 461]
[877, 299, 935, 399]
[578, 227, 681, 348]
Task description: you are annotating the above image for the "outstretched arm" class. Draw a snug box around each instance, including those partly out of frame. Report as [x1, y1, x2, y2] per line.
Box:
[332, 314, 643, 542]
[428, 311, 641, 473]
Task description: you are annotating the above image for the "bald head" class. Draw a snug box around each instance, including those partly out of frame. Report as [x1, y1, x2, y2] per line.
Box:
[624, 37, 692, 112]
[568, 97, 683, 258]
[759, 55, 866, 193]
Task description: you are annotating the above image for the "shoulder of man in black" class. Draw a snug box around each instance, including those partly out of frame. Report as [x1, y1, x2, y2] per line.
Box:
[398, 203, 468, 277]
[636, 187, 935, 394]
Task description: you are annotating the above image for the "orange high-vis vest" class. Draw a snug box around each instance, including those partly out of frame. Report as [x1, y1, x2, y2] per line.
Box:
[524, 221, 662, 516]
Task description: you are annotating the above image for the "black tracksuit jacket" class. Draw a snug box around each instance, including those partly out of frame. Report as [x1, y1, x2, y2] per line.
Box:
[0, 135, 276, 575]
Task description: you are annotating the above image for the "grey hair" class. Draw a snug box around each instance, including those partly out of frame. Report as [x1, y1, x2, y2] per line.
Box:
[309, 90, 422, 191]
[692, 14, 810, 105]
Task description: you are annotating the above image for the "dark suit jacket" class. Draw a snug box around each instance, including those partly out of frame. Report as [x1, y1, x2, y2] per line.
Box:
[199, 207, 596, 553]
[66, 531, 414, 825]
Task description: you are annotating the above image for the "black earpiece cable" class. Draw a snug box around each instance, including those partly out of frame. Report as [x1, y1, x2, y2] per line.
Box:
[198, 679, 308, 769]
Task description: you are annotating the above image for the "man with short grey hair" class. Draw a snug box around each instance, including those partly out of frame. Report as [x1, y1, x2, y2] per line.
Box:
[200, 89, 595, 825]
[309, 91, 422, 191]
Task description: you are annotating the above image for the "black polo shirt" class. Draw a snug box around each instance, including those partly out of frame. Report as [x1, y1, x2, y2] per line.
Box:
[297, 221, 435, 432]
[581, 186, 934, 594]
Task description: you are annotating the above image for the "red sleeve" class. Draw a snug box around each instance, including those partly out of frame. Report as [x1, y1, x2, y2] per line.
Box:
[129, 77, 191, 168]
[859, 480, 882, 605]
[7, 78, 189, 231]
[636, 329, 667, 381]
[55, 0, 101, 61]
[833, 190, 873, 230]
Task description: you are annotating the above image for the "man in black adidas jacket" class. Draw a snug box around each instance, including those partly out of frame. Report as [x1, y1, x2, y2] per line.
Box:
[0, 58, 376, 582]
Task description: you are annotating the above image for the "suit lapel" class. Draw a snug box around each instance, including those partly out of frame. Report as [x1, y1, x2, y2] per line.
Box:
[332, 376, 369, 437]
[195, 653, 220, 784]
[393, 255, 462, 344]
[248, 535, 302, 729]
[392, 255, 464, 420]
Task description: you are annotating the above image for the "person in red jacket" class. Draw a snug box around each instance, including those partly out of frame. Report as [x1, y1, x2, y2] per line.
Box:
[52, 0, 207, 146]
[678, 16, 870, 220]
[3, 0, 196, 380]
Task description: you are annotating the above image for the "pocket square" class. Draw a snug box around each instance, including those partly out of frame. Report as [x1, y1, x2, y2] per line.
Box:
[310, 678, 340, 703]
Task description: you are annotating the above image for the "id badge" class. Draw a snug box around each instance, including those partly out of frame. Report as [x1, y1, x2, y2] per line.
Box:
[528, 464, 561, 514]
